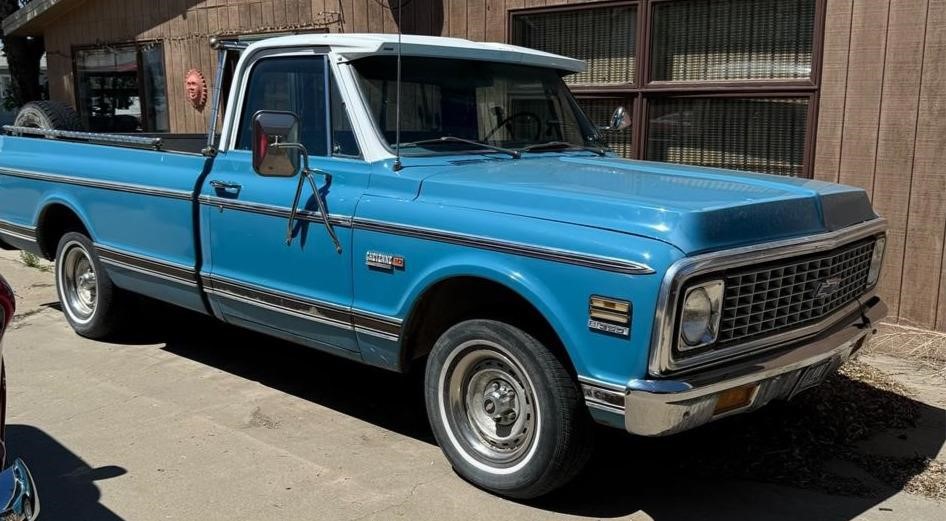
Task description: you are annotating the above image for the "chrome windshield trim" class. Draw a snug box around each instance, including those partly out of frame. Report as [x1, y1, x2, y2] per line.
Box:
[648, 218, 888, 376]
[0, 168, 193, 200]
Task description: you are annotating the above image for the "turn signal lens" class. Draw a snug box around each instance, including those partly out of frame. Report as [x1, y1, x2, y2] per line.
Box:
[867, 236, 886, 286]
[714, 385, 756, 415]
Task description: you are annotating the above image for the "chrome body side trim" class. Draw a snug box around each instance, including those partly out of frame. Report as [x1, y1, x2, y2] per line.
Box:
[648, 218, 888, 376]
[622, 295, 886, 436]
[202, 274, 403, 340]
[198, 195, 352, 227]
[204, 275, 352, 329]
[101, 258, 199, 288]
[0, 167, 193, 201]
[96, 246, 197, 284]
[352, 218, 655, 275]
[0, 220, 37, 242]
[199, 195, 654, 275]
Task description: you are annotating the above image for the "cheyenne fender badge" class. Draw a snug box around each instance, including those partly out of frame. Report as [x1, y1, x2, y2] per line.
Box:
[366, 251, 405, 270]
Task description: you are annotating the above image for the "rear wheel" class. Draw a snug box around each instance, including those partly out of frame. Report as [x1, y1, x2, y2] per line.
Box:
[55, 232, 126, 338]
[425, 319, 593, 499]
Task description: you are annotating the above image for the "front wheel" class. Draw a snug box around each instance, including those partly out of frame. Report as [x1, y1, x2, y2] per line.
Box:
[425, 319, 593, 499]
[55, 232, 127, 339]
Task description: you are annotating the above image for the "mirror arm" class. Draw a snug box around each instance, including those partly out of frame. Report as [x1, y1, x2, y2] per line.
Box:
[286, 173, 307, 246]
[303, 172, 343, 254]
[276, 143, 342, 253]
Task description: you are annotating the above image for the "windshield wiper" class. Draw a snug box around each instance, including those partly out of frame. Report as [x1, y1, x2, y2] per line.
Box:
[399, 137, 521, 159]
[519, 141, 608, 157]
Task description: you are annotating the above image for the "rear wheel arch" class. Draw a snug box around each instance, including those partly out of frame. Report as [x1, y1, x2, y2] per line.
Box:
[36, 203, 93, 260]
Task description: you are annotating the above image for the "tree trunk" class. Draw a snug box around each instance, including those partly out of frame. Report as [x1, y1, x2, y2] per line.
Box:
[2, 35, 45, 105]
[0, 0, 45, 107]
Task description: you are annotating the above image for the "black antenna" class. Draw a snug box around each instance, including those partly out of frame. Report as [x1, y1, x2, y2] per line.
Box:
[392, 0, 404, 172]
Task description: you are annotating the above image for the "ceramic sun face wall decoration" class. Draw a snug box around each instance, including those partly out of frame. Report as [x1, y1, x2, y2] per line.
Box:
[185, 68, 208, 111]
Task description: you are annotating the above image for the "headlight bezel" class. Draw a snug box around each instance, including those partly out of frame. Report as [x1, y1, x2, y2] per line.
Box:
[676, 279, 725, 353]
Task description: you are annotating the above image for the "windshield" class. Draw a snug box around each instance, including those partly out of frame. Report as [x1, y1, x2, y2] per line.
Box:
[351, 56, 600, 154]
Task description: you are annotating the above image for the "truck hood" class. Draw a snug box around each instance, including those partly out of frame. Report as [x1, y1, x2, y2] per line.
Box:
[415, 155, 877, 254]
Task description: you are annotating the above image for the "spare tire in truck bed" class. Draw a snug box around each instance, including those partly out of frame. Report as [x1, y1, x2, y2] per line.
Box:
[14, 101, 83, 130]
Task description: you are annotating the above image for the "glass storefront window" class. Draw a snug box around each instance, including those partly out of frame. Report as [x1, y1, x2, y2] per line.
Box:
[75, 43, 168, 132]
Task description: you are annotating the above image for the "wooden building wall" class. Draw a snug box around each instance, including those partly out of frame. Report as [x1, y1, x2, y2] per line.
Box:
[814, 0, 946, 332]
[42, 0, 604, 135]
[39, 0, 946, 332]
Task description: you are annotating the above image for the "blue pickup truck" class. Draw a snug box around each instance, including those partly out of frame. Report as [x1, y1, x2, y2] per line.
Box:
[0, 34, 887, 498]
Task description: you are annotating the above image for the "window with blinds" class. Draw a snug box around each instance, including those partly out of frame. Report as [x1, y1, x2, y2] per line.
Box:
[511, 5, 637, 86]
[509, 0, 822, 177]
[650, 0, 815, 82]
[646, 97, 809, 176]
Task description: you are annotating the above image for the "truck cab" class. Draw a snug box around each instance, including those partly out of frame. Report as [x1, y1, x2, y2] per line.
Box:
[0, 34, 887, 499]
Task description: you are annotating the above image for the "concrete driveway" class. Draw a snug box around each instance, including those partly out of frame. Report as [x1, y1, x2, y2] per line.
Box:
[1, 250, 944, 520]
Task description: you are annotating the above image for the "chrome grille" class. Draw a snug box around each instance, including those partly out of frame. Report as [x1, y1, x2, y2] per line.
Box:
[716, 238, 876, 347]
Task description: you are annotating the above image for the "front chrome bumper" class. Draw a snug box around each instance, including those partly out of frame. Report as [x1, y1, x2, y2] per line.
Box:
[583, 295, 887, 436]
[0, 459, 38, 521]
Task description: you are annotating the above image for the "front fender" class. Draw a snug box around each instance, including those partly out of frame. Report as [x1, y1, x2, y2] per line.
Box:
[397, 252, 587, 371]
[351, 202, 682, 385]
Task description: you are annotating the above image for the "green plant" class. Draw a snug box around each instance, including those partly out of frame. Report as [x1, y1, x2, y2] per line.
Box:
[19, 250, 49, 271]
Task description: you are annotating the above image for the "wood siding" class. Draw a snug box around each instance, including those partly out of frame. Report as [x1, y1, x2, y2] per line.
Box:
[43, 0, 447, 134]
[815, 0, 946, 332]
[38, 0, 946, 332]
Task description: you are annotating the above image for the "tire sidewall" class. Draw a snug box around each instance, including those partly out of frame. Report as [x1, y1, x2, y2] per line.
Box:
[55, 232, 112, 336]
[425, 320, 572, 495]
[14, 107, 46, 129]
[14, 101, 82, 131]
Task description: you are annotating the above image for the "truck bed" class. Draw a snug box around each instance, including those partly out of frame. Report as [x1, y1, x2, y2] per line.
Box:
[0, 133, 209, 311]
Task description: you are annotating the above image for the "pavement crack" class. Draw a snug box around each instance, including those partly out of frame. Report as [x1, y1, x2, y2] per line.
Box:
[346, 476, 442, 521]
[11, 307, 50, 328]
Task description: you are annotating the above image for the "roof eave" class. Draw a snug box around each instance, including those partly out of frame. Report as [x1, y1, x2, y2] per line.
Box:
[2, 0, 84, 37]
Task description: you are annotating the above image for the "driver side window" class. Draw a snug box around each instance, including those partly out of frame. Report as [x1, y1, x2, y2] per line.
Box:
[236, 56, 328, 156]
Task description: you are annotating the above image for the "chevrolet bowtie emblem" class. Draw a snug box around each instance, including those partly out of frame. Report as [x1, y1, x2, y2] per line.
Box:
[813, 277, 842, 299]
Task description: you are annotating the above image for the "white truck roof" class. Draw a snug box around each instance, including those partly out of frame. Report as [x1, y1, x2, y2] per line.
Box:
[244, 33, 586, 74]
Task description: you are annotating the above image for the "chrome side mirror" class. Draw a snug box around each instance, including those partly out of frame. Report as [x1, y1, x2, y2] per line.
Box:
[252, 110, 302, 177]
[601, 106, 632, 132]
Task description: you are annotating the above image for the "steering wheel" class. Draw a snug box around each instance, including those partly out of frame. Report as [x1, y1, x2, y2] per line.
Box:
[483, 111, 542, 141]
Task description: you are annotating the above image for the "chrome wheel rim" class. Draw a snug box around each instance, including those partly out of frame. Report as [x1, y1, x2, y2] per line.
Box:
[59, 242, 97, 323]
[441, 341, 539, 469]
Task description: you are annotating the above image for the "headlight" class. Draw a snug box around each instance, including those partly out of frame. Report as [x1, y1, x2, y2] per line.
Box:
[867, 236, 886, 286]
[678, 280, 724, 351]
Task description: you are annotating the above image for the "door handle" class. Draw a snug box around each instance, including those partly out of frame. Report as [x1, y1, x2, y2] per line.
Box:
[210, 180, 242, 192]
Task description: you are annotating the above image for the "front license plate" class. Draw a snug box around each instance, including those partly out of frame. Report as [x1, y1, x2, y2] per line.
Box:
[792, 358, 836, 396]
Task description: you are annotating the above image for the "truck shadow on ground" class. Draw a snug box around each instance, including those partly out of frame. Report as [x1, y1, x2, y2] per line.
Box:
[136, 303, 944, 520]
[6, 425, 127, 520]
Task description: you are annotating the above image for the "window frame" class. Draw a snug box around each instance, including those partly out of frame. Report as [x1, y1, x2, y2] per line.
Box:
[71, 40, 169, 133]
[234, 54, 332, 157]
[508, 0, 827, 178]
